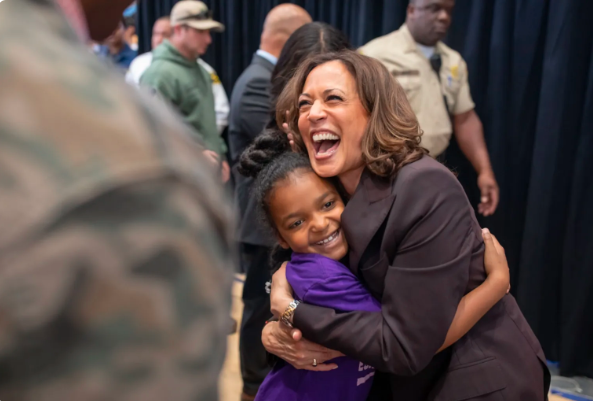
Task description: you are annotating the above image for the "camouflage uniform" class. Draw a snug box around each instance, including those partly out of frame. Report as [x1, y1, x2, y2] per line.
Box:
[0, 0, 234, 400]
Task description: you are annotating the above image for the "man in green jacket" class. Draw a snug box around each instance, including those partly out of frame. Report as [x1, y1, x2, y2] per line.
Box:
[141, 0, 229, 180]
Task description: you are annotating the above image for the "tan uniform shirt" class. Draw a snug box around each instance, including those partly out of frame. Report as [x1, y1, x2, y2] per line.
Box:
[360, 24, 475, 156]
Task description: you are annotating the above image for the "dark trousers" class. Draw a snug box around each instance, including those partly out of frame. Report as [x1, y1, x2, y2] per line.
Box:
[239, 243, 272, 396]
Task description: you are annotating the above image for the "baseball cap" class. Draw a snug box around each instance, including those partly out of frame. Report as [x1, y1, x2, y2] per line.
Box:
[171, 1, 225, 32]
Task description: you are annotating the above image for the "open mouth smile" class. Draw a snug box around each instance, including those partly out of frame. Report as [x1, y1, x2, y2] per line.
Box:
[312, 131, 341, 160]
[314, 229, 340, 246]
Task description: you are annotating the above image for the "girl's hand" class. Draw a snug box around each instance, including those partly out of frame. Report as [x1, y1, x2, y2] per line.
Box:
[281, 111, 297, 152]
[262, 321, 343, 371]
[202, 150, 231, 183]
[202, 150, 220, 166]
[265, 263, 344, 370]
[482, 228, 510, 294]
[221, 160, 230, 183]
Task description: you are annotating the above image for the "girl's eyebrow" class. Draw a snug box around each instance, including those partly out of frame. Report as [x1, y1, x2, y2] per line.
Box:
[280, 192, 330, 224]
[282, 211, 302, 224]
[315, 191, 331, 203]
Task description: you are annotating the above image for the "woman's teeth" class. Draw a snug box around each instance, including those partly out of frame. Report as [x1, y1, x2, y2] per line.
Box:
[316, 230, 339, 245]
[312, 133, 340, 156]
[312, 133, 339, 142]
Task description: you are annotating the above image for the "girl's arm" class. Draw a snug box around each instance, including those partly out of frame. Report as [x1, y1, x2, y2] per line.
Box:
[438, 229, 509, 352]
[265, 230, 509, 371]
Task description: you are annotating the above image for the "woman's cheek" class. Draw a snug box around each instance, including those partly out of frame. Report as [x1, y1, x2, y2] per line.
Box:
[298, 115, 308, 136]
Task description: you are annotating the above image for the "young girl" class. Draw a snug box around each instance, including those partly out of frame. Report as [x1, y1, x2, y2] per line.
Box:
[239, 135, 510, 401]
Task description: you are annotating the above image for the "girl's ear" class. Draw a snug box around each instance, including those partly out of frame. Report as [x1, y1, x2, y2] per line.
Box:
[276, 234, 290, 250]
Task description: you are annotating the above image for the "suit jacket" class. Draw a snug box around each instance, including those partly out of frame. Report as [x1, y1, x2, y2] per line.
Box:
[228, 54, 275, 246]
[294, 156, 550, 401]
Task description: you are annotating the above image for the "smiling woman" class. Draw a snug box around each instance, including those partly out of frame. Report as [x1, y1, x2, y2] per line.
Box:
[296, 62, 370, 177]
[277, 52, 426, 194]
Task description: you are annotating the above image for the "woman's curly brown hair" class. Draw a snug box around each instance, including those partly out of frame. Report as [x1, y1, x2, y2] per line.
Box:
[276, 50, 427, 178]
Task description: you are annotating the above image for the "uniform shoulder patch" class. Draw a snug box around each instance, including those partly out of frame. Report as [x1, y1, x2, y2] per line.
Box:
[450, 65, 459, 79]
[210, 73, 221, 85]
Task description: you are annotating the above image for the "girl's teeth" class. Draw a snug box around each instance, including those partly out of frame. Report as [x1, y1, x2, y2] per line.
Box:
[317, 231, 338, 245]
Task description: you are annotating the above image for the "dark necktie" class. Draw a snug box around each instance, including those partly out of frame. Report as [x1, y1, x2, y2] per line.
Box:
[430, 53, 442, 81]
[429, 52, 450, 115]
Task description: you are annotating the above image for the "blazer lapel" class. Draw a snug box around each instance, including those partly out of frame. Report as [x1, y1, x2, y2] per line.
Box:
[342, 170, 396, 273]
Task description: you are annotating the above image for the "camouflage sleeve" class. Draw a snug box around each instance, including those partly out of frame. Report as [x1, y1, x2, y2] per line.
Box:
[0, 177, 234, 401]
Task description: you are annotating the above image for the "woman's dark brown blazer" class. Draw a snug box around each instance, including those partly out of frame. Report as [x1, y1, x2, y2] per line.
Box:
[293, 156, 550, 401]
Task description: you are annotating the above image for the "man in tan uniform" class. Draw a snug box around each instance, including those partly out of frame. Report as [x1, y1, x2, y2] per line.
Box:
[0, 0, 234, 399]
[361, 0, 499, 216]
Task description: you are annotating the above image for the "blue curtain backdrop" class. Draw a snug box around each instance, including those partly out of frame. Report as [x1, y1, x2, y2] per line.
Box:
[137, 0, 593, 378]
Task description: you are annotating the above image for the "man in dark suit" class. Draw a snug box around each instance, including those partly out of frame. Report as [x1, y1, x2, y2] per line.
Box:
[228, 4, 311, 400]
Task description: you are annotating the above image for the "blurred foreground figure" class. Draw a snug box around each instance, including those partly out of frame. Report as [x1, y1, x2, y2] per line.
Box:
[0, 0, 234, 400]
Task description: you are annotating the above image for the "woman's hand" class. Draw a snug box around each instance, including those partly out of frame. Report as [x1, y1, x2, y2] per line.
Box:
[270, 262, 295, 318]
[482, 228, 510, 295]
[262, 321, 343, 371]
[266, 263, 344, 370]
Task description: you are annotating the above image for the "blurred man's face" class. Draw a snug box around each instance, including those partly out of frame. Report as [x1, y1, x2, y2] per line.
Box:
[104, 23, 125, 49]
[152, 19, 172, 49]
[407, 0, 455, 46]
[181, 26, 212, 58]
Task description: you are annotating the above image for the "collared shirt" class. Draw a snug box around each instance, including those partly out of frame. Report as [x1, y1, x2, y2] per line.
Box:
[416, 43, 435, 59]
[256, 49, 278, 66]
[54, 0, 88, 41]
[360, 24, 475, 157]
